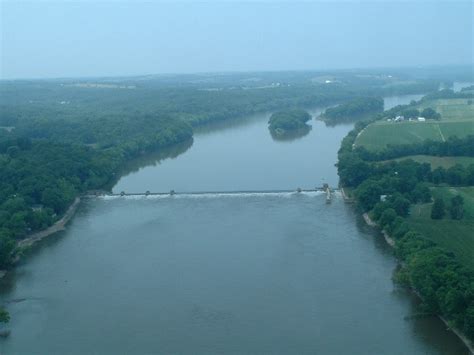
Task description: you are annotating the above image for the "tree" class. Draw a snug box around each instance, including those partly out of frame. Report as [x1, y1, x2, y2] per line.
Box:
[412, 183, 431, 203]
[372, 202, 389, 221]
[41, 187, 68, 214]
[380, 208, 397, 229]
[0, 234, 15, 268]
[0, 307, 9, 324]
[421, 107, 441, 120]
[401, 108, 420, 119]
[432, 167, 446, 185]
[355, 179, 383, 211]
[431, 198, 445, 220]
[464, 306, 474, 339]
[390, 194, 411, 217]
[449, 195, 464, 220]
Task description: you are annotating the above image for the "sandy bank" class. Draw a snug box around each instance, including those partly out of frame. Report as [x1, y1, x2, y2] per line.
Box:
[362, 213, 395, 247]
[340, 187, 355, 203]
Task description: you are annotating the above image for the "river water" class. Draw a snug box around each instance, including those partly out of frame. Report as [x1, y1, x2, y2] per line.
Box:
[0, 94, 469, 354]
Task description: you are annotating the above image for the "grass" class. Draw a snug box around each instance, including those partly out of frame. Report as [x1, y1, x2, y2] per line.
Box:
[356, 121, 474, 150]
[418, 99, 474, 121]
[408, 187, 474, 271]
[386, 155, 474, 169]
[355, 98, 474, 151]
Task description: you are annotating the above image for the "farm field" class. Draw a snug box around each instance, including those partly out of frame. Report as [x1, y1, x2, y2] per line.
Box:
[418, 98, 474, 121]
[355, 120, 473, 151]
[355, 98, 474, 151]
[408, 186, 474, 271]
[386, 155, 474, 169]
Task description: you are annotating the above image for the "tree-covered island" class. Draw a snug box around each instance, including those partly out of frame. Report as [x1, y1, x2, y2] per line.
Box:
[321, 97, 384, 123]
[268, 109, 312, 138]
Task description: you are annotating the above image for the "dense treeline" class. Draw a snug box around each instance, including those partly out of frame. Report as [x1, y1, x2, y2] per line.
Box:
[0, 115, 192, 270]
[355, 135, 474, 162]
[421, 89, 474, 101]
[461, 85, 474, 93]
[321, 97, 384, 123]
[268, 109, 311, 137]
[0, 74, 441, 135]
[0, 83, 356, 134]
[337, 102, 474, 341]
[395, 232, 474, 337]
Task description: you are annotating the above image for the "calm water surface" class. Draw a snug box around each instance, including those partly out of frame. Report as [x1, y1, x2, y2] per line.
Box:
[113, 94, 424, 193]
[0, 95, 468, 354]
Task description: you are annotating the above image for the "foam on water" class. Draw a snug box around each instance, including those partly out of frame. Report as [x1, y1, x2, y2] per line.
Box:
[97, 190, 333, 200]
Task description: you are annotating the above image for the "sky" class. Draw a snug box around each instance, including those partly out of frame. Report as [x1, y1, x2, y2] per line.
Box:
[0, 1, 472, 79]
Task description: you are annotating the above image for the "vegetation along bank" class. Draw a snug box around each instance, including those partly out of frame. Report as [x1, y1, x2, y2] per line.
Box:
[338, 89, 474, 351]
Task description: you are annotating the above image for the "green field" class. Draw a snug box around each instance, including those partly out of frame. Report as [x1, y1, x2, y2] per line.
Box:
[408, 187, 474, 270]
[418, 98, 474, 121]
[356, 120, 474, 150]
[388, 155, 474, 169]
[355, 98, 474, 151]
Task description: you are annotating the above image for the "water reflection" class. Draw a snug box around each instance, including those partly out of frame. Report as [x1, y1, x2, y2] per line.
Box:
[269, 125, 311, 142]
[107, 138, 193, 189]
[194, 112, 271, 136]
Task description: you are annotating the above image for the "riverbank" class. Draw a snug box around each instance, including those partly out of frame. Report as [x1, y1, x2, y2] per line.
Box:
[362, 213, 395, 247]
[0, 197, 82, 279]
[340, 187, 354, 203]
[17, 197, 81, 250]
[362, 212, 474, 354]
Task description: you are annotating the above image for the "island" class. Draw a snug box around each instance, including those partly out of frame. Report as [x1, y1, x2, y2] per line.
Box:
[321, 97, 384, 124]
[268, 109, 312, 139]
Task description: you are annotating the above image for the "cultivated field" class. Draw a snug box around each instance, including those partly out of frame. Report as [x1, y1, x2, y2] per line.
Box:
[408, 187, 474, 271]
[355, 98, 474, 151]
[418, 98, 474, 121]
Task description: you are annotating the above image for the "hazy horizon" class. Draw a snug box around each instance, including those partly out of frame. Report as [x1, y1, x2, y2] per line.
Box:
[1, 1, 473, 80]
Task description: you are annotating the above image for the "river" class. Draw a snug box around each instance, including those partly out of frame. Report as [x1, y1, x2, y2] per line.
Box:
[0, 94, 469, 354]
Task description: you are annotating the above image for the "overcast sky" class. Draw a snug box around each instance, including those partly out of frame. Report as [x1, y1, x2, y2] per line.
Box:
[1, 1, 472, 79]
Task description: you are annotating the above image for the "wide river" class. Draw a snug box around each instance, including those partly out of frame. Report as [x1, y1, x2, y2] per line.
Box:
[0, 94, 469, 354]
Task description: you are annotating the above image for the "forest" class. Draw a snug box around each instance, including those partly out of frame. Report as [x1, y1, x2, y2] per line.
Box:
[321, 97, 384, 123]
[268, 109, 311, 137]
[0, 116, 192, 269]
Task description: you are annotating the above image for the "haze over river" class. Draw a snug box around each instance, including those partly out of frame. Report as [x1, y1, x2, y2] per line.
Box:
[0, 94, 469, 354]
